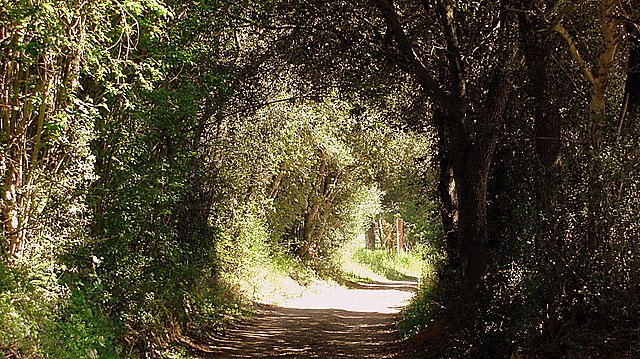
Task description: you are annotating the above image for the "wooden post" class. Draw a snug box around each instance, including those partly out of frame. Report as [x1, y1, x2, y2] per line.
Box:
[377, 217, 384, 248]
[395, 216, 404, 255]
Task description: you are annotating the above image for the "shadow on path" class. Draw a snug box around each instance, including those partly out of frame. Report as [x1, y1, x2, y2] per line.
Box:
[182, 280, 418, 358]
[349, 280, 418, 293]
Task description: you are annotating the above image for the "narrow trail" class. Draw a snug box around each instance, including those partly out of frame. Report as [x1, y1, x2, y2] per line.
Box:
[185, 279, 417, 358]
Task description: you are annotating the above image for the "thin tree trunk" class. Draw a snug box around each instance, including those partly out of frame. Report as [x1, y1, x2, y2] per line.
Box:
[296, 158, 328, 258]
[1, 10, 85, 262]
[268, 172, 285, 199]
[366, 223, 376, 249]
[395, 217, 403, 254]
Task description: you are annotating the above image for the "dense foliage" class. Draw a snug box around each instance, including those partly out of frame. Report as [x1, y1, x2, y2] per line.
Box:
[2, 0, 640, 358]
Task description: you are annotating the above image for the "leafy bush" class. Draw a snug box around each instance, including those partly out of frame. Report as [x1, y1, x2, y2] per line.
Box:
[0, 261, 119, 358]
[398, 271, 440, 337]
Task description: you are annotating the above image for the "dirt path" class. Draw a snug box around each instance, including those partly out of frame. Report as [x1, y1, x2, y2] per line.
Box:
[185, 280, 417, 358]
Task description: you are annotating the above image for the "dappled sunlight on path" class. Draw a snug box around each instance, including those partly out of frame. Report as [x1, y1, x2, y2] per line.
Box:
[184, 279, 417, 358]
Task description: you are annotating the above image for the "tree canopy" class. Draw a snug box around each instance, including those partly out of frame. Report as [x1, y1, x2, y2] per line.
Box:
[2, 0, 640, 357]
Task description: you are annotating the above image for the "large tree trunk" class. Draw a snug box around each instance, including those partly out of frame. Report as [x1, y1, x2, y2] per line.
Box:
[446, 72, 511, 301]
[455, 143, 494, 300]
[374, 0, 512, 307]
[621, 18, 640, 134]
[299, 201, 321, 257]
[434, 110, 460, 272]
[518, 4, 562, 169]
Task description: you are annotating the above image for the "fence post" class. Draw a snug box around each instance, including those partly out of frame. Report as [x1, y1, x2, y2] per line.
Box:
[395, 216, 404, 255]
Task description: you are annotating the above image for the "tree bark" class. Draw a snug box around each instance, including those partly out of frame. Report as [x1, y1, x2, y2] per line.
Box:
[373, 0, 512, 304]
[449, 71, 511, 300]
[454, 141, 495, 299]
[434, 110, 460, 271]
[366, 222, 376, 249]
[620, 19, 640, 135]
[518, 4, 562, 168]
[296, 158, 328, 258]
[1, 10, 85, 262]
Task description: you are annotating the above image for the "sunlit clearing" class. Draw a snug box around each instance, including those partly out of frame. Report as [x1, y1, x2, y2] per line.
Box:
[283, 280, 416, 314]
[339, 234, 425, 282]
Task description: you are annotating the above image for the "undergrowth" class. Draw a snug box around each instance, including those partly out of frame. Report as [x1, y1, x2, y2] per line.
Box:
[1, 202, 436, 358]
[338, 235, 426, 282]
[351, 248, 423, 281]
[0, 260, 120, 358]
[398, 269, 440, 337]
[215, 209, 320, 306]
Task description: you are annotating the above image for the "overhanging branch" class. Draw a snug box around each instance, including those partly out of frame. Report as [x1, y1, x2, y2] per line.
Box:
[372, 0, 457, 114]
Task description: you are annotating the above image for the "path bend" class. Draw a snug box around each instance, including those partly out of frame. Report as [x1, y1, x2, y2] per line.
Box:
[184, 279, 417, 358]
